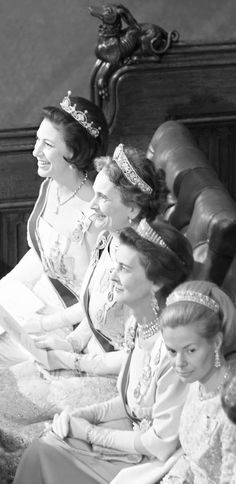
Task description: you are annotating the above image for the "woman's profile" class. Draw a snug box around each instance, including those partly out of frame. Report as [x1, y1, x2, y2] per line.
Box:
[0, 90, 109, 366]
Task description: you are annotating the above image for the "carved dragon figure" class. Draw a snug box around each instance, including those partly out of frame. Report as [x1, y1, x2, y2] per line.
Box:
[89, 3, 179, 65]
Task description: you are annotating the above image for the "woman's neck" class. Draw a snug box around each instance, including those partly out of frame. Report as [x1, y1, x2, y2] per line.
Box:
[53, 169, 85, 194]
[199, 361, 229, 394]
[132, 296, 157, 325]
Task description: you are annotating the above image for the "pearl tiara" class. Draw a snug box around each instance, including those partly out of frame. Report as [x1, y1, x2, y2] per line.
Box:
[60, 90, 101, 138]
[166, 290, 220, 313]
[136, 219, 169, 248]
[113, 144, 153, 194]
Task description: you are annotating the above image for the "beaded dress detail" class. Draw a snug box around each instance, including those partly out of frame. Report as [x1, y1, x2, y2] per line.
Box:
[161, 375, 236, 483]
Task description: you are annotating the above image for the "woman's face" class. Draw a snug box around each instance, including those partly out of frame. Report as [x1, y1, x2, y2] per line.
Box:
[111, 243, 153, 309]
[162, 323, 219, 385]
[33, 118, 73, 179]
[91, 169, 136, 231]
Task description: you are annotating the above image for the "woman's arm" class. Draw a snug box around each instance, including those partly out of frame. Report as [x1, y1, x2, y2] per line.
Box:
[34, 316, 92, 354]
[52, 395, 126, 438]
[70, 395, 126, 424]
[66, 353, 188, 460]
[81, 365, 188, 459]
[136, 363, 188, 461]
[75, 349, 125, 376]
[23, 302, 84, 334]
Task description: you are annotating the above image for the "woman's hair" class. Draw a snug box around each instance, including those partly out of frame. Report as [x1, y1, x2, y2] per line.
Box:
[94, 145, 168, 221]
[159, 280, 236, 357]
[42, 96, 109, 176]
[221, 375, 236, 424]
[119, 219, 193, 297]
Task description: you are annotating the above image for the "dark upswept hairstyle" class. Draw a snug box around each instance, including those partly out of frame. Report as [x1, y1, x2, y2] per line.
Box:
[94, 145, 168, 222]
[42, 96, 109, 177]
[159, 280, 236, 358]
[119, 219, 193, 298]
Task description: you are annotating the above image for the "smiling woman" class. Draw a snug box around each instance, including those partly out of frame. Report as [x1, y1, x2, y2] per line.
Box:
[0, 91, 109, 367]
[13, 219, 194, 484]
[32, 144, 169, 373]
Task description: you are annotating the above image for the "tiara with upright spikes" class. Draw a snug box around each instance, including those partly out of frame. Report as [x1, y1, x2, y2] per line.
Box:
[136, 219, 169, 249]
[166, 290, 220, 313]
[113, 144, 153, 194]
[60, 90, 101, 138]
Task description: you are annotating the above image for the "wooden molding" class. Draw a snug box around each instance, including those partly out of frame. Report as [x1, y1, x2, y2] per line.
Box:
[0, 127, 37, 154]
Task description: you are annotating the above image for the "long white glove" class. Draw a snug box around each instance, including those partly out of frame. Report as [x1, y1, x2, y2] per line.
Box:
[71, 395, 126, 424]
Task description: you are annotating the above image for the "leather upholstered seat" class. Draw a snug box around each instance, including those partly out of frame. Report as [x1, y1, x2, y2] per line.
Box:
[147, 121, 236, 303]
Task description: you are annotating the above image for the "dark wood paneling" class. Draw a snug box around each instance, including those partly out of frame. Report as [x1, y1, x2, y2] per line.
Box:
[0, 204, 34, 275]
[0, 128, 41, 275]
[91, 42, 236, 199]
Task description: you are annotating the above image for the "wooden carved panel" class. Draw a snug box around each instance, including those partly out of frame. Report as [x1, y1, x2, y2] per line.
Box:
[0, 127, 40, 275]
[0, 204, 34, 276]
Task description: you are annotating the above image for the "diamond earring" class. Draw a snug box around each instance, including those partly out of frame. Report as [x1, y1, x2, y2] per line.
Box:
[151, 288, 159, 318]
[214, 346, 221, 368]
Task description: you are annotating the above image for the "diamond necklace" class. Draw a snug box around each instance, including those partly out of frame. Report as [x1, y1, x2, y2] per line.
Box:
[54, 172, 88, 214]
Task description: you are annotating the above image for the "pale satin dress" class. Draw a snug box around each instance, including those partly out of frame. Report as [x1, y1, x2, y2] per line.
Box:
[0, 178, 99, 367]
[13, 320, 189, 484]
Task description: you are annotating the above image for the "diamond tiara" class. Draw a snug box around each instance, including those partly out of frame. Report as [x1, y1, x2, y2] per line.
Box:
[135, 219, 169, 248]
[60, 90, 101, 138]
[166, 290, 220, 313]
[113, 144, 153, 194]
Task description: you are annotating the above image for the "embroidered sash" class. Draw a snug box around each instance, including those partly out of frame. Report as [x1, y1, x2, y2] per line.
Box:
[120, 345, 141, 424]
[82, 233, 116, 352]
[28, 178, 79, 308]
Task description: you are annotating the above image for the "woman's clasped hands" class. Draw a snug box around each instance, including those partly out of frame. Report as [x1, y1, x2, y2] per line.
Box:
[52, 408, 92, 441]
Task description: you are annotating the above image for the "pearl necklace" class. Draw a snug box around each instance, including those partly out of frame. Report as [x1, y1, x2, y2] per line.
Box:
[199, 366, 230, 401]
[54, 172, 88, 214]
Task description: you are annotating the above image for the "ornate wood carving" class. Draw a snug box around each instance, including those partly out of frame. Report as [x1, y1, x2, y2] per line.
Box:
[89, 4, 179, 98]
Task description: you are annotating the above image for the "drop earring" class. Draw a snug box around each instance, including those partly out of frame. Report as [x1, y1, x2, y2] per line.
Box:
[128, 217, 132, 225]
[214, 346, 221, 368]
[151, 287, 159, 318]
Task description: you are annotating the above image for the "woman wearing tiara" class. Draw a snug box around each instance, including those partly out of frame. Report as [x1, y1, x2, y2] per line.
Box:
[7, 144, 169, 413]
[13, 218, 193, 484]
[29, 145, 192, 389]
[0, 143, 171, 482]
[154, 280, 236, 484]
[30, 144, 169, 371]
[0, 91, 109, 367]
